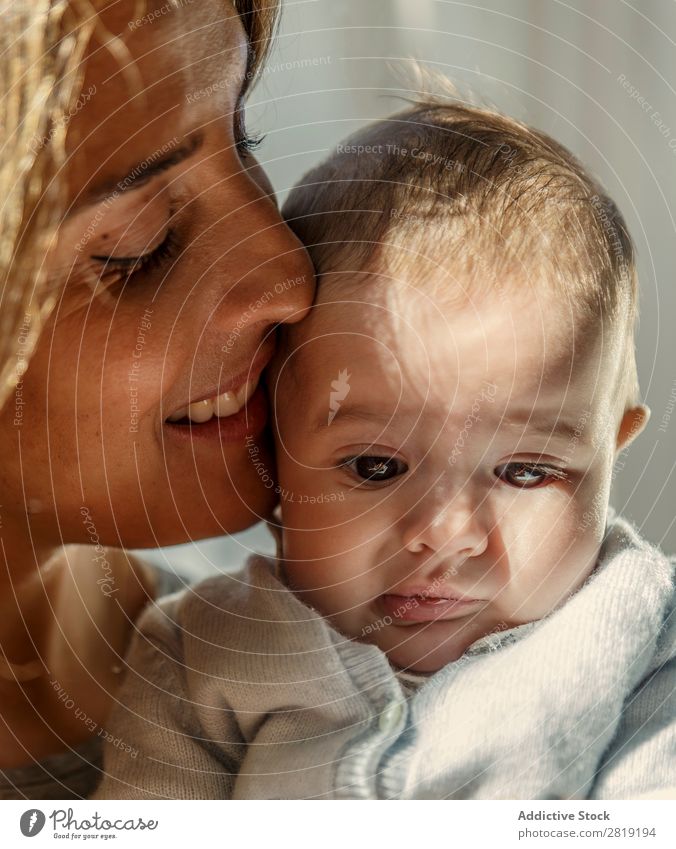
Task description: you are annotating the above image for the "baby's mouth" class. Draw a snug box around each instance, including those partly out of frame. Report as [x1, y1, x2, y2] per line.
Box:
[166, 375, 259, 425]
[379, 592, 484, 623]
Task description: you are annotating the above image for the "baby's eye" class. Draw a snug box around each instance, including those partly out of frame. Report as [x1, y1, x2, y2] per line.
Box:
[495, 462, 568, 489]
[341, 455, 408, 484]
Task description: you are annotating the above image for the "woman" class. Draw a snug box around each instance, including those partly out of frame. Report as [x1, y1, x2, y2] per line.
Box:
[0, 0, 313, 797]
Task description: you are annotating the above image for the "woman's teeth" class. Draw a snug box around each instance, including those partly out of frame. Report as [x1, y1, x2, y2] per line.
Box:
[167, 378, 258, 424]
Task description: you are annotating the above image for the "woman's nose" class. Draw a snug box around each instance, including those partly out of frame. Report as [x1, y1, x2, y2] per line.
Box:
[237, 207, 315, 328]
[401, 490, 490, 563]
[196, 174, 316, 330]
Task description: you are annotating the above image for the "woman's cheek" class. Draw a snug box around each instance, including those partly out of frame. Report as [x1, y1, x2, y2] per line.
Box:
[102, 342, 163, 431]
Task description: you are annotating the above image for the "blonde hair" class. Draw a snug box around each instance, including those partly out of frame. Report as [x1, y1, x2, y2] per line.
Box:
[283, 97, 640, 408]
[0, 0, 279, 411]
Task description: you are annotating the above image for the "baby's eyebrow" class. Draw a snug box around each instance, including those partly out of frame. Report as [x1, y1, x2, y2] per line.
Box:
[500, 413, 586, 441]
[311, 397, 589, 442]
[311, 403, 396, 433]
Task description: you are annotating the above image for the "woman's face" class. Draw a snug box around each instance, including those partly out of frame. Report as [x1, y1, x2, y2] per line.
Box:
[0, 0, 314, 547]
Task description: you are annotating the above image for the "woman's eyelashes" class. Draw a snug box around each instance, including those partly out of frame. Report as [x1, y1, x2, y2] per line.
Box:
[495, 462, 569, 489]
[234, 99, 264, 159]
[340, 454, 409, 485]
[91, 227, 179, 286]
[236, 131, 264, 158]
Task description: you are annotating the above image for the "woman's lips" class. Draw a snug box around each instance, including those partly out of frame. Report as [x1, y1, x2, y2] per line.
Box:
[164, 381, 268, 443]
[379, 593, 484, 623]
[164, 345, 274, 425]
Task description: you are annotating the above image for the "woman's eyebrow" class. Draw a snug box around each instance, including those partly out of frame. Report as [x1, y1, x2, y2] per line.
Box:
[71, 132, 204, 214]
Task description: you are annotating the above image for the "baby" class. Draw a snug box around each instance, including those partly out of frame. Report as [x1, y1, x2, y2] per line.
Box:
[96, 99, 675, 800]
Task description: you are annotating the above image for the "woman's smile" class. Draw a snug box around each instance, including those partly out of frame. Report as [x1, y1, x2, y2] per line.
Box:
[164, 382, 268, 443]
[166, 376, 259, 423]
[163, 344, 275, 440]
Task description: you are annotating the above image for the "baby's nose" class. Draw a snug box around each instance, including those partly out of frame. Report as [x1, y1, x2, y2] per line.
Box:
[401, 494, 490, 561]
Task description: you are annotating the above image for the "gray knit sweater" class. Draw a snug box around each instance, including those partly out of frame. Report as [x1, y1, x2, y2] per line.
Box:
[94, 514, 675, 800]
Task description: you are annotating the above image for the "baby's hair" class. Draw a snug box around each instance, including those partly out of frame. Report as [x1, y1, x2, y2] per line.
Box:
[283, 94, 640, 410]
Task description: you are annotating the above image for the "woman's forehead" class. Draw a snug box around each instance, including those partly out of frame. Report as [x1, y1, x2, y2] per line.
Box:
[64, 0, 246, 206]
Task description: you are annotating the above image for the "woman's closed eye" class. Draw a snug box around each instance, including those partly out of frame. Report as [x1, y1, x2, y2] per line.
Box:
[340, 454, 409, 485]
[91, 227, 179, 287]
[495, 462, 569, 489]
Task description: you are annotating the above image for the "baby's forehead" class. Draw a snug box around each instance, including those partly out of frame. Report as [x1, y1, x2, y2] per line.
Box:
[278, 273, 619, 421]
[290, 272, 588, 355]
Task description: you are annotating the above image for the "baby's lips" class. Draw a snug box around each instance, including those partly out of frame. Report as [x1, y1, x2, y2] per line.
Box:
[379, 593, 484, 623]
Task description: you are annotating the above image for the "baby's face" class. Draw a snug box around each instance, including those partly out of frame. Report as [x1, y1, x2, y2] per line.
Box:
[271, 274, 642, 672]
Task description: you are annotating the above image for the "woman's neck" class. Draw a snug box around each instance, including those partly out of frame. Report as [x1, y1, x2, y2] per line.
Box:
[0, 512, 156, 767]
[0, 511, 59, 666]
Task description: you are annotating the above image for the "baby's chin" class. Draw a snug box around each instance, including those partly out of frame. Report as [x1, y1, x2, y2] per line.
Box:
[370, 626, 477, 674]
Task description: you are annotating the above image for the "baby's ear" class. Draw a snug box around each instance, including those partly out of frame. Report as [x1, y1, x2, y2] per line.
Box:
[615, 404, 650, 452]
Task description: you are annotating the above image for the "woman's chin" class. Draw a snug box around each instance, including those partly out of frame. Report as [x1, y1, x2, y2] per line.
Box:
[79, 474, 280, 551]
[140, 483, 279, 548]
[137, 429, 280, 546]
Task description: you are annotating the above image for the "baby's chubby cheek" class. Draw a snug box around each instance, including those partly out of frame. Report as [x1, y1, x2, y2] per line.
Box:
[280, 494, 385, 562]
[496, 480, 609, 619]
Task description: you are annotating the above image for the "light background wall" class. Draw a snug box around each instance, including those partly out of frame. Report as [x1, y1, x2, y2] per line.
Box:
[142, 0, 675, 580]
